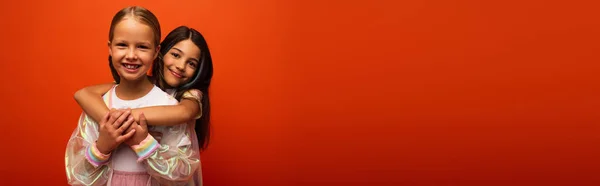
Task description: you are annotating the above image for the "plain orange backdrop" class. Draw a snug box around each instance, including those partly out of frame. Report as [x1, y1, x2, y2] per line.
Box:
[0, 0, 599, 185]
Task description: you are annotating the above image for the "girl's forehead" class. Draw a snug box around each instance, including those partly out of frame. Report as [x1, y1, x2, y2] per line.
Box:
[112, 18, 158, 44]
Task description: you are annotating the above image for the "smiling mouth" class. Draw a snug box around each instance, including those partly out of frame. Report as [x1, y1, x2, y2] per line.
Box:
[122, 63, 141, 70]
[169, 69, 183, 78]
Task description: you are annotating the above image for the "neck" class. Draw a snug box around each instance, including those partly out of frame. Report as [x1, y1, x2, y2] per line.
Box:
[115, 76, 154, 100]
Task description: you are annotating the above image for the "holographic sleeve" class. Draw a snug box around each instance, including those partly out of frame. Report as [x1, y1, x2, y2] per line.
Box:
[137, 123, 201, 185]
[65, 112, 113, 186]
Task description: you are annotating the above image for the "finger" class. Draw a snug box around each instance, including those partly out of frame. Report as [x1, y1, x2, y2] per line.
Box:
[100, 112, 110, 127]
[116, 115, 135, 134]
[139, 112, 148, 129]
[124, 121, 137, 133]
[107, 110, 123, 127]
[113, 109, 131, 128]
[118, 129, 136, 142]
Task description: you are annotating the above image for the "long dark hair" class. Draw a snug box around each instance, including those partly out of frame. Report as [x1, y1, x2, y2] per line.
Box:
[153, 26, 213, 151]
[108, 6, 161, 83]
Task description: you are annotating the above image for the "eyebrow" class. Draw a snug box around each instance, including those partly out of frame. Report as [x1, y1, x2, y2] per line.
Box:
[113, 40, 128, 44]
[172, 47, 184, 53]
[136, 41, 152, 46]
[173, 47, 200, 63]
[114, 40, 152, 46]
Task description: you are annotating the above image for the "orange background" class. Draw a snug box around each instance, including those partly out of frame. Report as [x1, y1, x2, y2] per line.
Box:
[1, 0, 599, 185]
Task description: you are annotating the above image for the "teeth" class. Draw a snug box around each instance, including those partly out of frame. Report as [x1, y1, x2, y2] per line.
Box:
[125, 64, 137, 69]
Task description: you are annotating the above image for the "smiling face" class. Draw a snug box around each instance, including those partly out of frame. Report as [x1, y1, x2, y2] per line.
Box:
[162, 39, 201, 88]
[108, 17, 159, 83]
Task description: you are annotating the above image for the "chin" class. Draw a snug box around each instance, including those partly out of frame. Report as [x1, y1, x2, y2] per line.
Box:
[118, 71, 147, 82]
[166, 80, 181, 88]
[121, 75, 146, 82]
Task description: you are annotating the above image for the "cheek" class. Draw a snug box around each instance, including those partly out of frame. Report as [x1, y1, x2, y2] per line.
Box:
[185, 70, 196, 79]
[162, 57, 175, 66]
[141, 52, 157, 65]
[162, 61, 172, 73]
[162, 66, 175, 82]
[110, 49, 125, 59]
[110, 52, 123, 65]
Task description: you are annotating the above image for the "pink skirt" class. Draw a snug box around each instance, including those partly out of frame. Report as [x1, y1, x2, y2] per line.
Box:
[111, 170, 151, 186]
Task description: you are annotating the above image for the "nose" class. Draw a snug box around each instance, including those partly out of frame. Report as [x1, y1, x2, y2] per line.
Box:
[125, 47, 137, 61]
[175, 59, 185, 72]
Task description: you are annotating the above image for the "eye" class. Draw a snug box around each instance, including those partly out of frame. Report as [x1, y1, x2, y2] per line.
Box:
[170, 52, 181, 58]
[116, 43, 127, 47]
[188, 61, 198, 68]
[138, 45, 150, 49]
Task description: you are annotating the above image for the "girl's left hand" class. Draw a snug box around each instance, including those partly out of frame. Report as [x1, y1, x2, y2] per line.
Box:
[124, 113, 149, 146]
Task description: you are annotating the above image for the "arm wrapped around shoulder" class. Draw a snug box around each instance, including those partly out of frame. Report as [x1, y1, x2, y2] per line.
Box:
[181, 89, 203, 119]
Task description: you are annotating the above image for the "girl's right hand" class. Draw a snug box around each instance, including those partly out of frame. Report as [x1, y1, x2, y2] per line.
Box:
[96, 109, 137, 154]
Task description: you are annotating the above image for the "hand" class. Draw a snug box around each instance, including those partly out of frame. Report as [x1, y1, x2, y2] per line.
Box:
[125, 112, 149, 147]
[96, 109, 136, 154]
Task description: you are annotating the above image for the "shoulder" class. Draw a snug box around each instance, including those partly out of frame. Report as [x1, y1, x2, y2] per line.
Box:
[182, 89, 203, 102]
[148, 86, 179, 105]
[181, 89, 203, 119]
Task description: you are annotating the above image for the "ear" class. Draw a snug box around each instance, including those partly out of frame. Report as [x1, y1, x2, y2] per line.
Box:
[107, 41, 112, 56]
[154, 45, 161, 60]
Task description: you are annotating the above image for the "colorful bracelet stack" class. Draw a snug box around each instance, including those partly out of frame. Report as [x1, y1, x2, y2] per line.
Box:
[131, 134, 160, 162]
[85, 143, 111, 167]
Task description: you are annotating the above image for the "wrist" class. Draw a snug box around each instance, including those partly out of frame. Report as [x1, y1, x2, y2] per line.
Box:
[85, 142, 112, 167]
[95, 141, 112, 154]
[130, 134, 159, 162]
